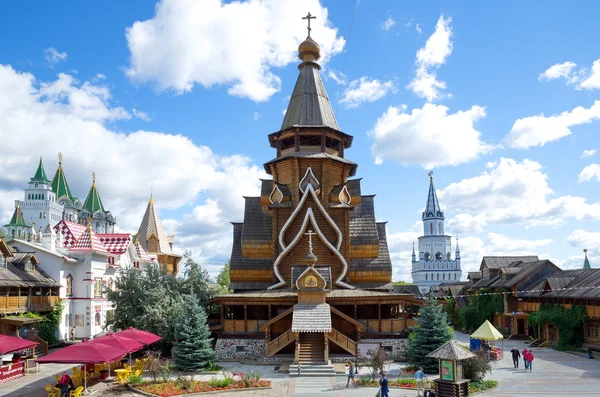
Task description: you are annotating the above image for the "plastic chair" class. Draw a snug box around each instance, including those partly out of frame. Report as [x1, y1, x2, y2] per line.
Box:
[69, 386, 84, 397]
[45, 384, 59, 397]
[54, 374, 61, 383]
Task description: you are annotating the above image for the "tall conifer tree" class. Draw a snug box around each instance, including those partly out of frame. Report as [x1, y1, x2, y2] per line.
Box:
[407, 298, 455, 371]
[172, 294, 215, 371]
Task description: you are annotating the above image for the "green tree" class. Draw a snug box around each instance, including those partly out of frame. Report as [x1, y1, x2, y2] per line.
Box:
[0, 228, 6, 240]
[407, 298, 454, 372]
[181, 251, 212, 307]
[213, 263, 230, 296]
[392, 281, 412, 286]
[458, 289, 503, 333]
[107, 264, 184, 353]
[173, 294, 215, 371]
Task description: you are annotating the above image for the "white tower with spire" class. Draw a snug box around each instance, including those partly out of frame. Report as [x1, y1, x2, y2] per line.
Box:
[411, 172, 462, 293]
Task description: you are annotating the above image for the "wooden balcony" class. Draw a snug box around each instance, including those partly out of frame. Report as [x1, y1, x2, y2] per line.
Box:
[358, 318, 415, 333]
[0, 296, 59, 313]
[223, 319, 268, 333]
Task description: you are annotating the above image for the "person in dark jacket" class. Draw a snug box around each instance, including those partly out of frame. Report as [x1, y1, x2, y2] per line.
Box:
[510, 347, 521, 368]
[56, 374, 74, 397]
[379, 372, 389, 397]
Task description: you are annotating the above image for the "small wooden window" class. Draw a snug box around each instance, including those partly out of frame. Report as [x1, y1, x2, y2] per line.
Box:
[66, 274, 73, 297]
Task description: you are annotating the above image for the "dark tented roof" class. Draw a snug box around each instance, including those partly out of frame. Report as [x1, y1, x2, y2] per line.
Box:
[349, 222, 392, 273]
[480, 256, 539, 270]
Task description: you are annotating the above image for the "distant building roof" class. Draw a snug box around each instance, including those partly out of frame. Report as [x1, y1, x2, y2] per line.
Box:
[480, 256, 539, 270]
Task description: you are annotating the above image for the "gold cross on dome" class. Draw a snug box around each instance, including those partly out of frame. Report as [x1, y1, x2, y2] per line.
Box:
[302, 12, 316, 36]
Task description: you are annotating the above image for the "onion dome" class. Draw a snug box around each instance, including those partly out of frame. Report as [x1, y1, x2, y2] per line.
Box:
[298, 36, 320, 62]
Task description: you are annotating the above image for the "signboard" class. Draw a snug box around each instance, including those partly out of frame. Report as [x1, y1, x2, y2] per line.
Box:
[0, 362, 24, 384]
[441, 359, 454, 381]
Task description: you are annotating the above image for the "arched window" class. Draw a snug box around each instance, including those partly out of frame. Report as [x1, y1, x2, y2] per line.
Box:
[425, 274, 428, 281]
[39, 212, 42, 219]
[438, 223, 442, 234]
[66, 274, 73, 297]
[42, 194, 44, 200]
[430, 223, 433, 235]
[436, 252, 442, 260]
[424, 252, 431, 261]
[95, 312, 101, 326]
[443, 273, 445, 280]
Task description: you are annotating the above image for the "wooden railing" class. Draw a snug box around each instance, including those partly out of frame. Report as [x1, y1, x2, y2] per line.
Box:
[357, 318, 413, 333]
[0, 296, 58, 312]
[25, 333, 48, 355]
[326, 329, 356, 355]
[266, 329, 295, 357]
[584, 337, 600, 346]
[223, 319, 267, 333]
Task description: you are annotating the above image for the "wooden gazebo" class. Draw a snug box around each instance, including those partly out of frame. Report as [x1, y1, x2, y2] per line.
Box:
[427, 341, 476, 397]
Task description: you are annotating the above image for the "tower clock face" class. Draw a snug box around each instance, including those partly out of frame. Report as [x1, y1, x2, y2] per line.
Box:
[304, 275, 318, 287]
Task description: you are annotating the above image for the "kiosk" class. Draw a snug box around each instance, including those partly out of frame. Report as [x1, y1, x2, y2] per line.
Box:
[426, 341, 476, 397]
[471, 320, 504, 360]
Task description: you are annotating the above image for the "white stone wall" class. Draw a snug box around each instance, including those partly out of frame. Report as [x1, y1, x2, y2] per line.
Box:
[358, 338, 409, 361]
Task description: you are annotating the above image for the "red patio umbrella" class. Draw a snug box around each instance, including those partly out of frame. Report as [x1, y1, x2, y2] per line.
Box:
[116, 327, 161, 346]
[36, 340, 125, 364]
[37, 341, 126, 390]
[0, 335, 38, 354]
[91, 333, 144, 354]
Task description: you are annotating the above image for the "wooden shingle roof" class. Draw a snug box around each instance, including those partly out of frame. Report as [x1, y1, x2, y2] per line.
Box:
[241, 197, 272, 243]
[229, 223, 272, 273]
[0, 249, 59, 288]
[349, 196, 379, 247]
[480, 256, 539, 270]
[291, 303, 332, 332]
[426, 341, 476, 361]
[349, 222, 392, 273]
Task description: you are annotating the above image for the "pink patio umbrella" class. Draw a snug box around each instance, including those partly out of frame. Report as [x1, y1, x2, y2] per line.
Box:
[0, 335, 38, 355]
[92, 333, 145, 365]
[115, 327, 161, 346]
[36, 340, 126, 390]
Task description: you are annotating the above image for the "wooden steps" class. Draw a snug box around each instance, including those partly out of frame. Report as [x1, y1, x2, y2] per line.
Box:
[289, 363, 336, 377]
[297, 333, 325, 364]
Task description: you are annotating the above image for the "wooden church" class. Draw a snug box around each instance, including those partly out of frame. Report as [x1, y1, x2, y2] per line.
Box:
[212, 15, 425, 371]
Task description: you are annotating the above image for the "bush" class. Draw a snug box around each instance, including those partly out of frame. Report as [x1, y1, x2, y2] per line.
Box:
[207, 377, 233, 388]
[463, 352, 492, 382]
[496, 326, 509, 337]
[469, 380, 498, 393]
[127, 373, 144, 385]
[204, 362, 222, 372]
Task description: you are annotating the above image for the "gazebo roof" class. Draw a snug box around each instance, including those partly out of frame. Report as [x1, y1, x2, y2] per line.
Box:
[426, 341, 476, 361]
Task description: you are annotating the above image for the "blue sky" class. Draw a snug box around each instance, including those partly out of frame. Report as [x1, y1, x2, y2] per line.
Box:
[1, 0, 599, 280]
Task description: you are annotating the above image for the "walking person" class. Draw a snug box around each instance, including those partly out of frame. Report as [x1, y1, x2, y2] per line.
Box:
[522, 348, 529, 370]
[526, 350, 534, 372]
[483, 340, 490, 360]
[510, 347, 521, 368]
[379, 372, 389, 397]
[415, 367, 425, 397]
[345, 361, 357, 388]
[297, 362, 301, 377]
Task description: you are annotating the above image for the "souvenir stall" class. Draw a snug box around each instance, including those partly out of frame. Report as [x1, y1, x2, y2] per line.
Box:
[0, 335, 38, 384]
[470, 320, 504, 360]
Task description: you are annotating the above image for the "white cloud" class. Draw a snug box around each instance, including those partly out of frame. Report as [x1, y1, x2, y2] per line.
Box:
[506, 100, 600, 149]
[340, 77, 395, 108]
[407, 15, 453, 102]
[581, 149, 596, 158]
[538, 59, 600, 90]
[381, 18, 395, 31]
[578, 163, 600, 183]
[124, 0, 345, 102]
[44, 47, 68, 66]
[538, 61, 577, 83]
[415, 24, 422, 34]
[0, 64, 266, 277]
[446, 213, 487, 234]
[370, 103, 491, 168]
[132, 108, 151, 121]
[439, 157, 600, 227]
[252, 111, 260, 121]
[327, 70, 346, 85]
[568, 229, 600, 253]
[579, 59, 600, 90]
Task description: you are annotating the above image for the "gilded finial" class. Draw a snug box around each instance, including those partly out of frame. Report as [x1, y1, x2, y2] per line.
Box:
[92, 172, 96, 183]
[134, 234, 140, 244]
[87, 217, 92, 228]
[58, 152, 63, 164]
[584, 248, 588, 253]
[149, 188, 153, 205]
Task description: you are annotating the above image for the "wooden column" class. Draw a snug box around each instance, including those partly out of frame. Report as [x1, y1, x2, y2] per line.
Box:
[324, 335, 329, 363]
[294, 134, 299, 152]
[268, 304, 272, 320]
[276, 140, 282, 157]
[295, 333, 300, 363]
[244, 303, 248, 333]
[378, 303, 382, 333]
[321, 135, 326, 152]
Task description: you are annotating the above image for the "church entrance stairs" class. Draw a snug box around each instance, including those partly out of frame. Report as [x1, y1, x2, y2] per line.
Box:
[325, 328, 356, 356]
[297, 332, 325, 364]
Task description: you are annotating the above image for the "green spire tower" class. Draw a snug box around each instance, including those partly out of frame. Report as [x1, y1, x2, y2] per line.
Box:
[83, 172, 106, 213]
[30, 156, 51, 184]
[51, 152, 75, 201]
[584, 249, 591, 270]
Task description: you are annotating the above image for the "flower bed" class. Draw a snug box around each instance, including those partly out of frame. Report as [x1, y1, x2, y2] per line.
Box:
[357, 377, 433, 389]
[132, 372, 271, 397]
[469, 380, 498, 393]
